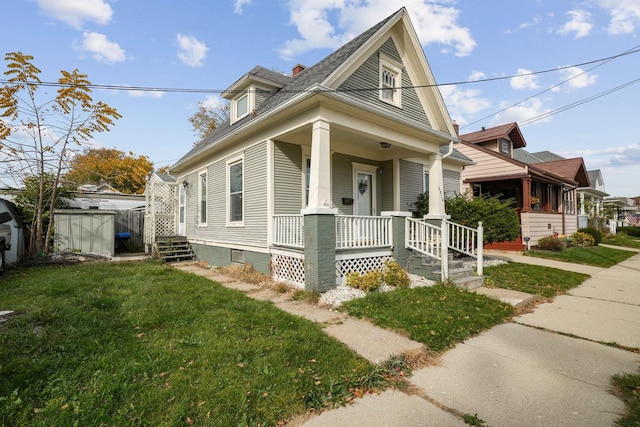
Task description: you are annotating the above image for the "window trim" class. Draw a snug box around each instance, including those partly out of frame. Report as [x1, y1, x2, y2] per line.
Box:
[379, 53, 403, 107]
[226, 154, 245, 227]
[198, 171, 207, 226]
[301, 147, 311, 208]
[422, 166, 430, 194]
[231, 90, 255, 124]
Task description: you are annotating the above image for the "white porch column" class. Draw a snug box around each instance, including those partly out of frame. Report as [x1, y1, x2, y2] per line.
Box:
[579, 193, 585, 215]
[306, 119, 332, 211]
[425, 152, 448, 219]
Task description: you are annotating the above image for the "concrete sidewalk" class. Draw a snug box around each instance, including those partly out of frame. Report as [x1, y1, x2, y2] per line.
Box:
[172, 251, 640, 426]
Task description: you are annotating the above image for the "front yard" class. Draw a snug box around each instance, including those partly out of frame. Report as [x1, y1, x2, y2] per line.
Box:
[0, 261, 382, 426]
[525, 245, 637, 267]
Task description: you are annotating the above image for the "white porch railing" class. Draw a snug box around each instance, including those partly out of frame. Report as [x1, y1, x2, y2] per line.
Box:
[273, 215, 304, 248]
[336, 215, 392, 249]
[406, 218, 484, 280]
[406, 218, 445, 260]
[448, 221, 484, 276]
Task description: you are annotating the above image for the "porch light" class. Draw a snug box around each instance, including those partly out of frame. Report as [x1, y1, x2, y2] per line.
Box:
[380, 142, 391, 149]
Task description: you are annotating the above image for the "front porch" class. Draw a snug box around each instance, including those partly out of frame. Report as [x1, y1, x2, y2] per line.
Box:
[271, 212, 483, 290]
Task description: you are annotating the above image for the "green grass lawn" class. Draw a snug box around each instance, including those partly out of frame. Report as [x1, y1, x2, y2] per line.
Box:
[612, 371, 640, 426]
[0, 261, 384, 426]
[525, 245, 636, 268]
[339, 285, 514, 353]
[602, 233, 640, 250]
[483, 263, 590, 298]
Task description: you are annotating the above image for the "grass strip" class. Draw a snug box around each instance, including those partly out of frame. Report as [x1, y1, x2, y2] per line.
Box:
[339, 285, 514, 352]
[0, 261, 382, 426]
[483, 262, 589, 298]
[602, 234, 640, 250]
[611, 371, 640, 426]
[525, 245, 636, 268]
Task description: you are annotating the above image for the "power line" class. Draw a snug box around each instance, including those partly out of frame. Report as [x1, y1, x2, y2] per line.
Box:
[1, 47, 638, 95]
[461, 43, 640, 129]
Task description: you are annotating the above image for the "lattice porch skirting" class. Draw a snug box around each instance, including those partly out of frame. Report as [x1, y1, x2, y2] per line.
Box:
[271, 249, 305, 289]
[335, 250, 394, 285]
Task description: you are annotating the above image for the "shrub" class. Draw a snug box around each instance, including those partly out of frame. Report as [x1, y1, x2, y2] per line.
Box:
[536, 235, 566, 251]
[346, 270, 382, 292]
[618, 226, 640, 238]
[570, 231, 596, 247]
[443, 193, 521, 244]
[578, 227, 603, 245]
[382, 260, 410, 288]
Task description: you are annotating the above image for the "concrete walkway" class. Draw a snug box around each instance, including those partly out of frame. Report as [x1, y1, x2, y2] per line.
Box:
[172, 248, 640, 426]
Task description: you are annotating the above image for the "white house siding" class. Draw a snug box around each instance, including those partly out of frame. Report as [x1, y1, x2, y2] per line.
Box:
[337, 37, 430, 127]
[521, 212, 577, 246]
[457, 144, 525, 181]
[399, 159, 423, 212]
[274, 141, 303, 215]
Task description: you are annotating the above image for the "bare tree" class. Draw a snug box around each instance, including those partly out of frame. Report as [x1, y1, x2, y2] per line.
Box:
[0, 52, 121, 256]
[188, 96, 230, 141]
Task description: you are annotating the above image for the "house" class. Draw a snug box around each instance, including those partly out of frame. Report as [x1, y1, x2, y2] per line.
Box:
[0, 197, 25, 266]
[576, 170, 609, 229]
[154, 8, 483, 291]
[457, 122, 589, 249]
[604, 197, 639, 228]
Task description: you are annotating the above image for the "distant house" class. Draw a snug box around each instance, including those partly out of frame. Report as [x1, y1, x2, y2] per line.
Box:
[457, 122, 589, 249]
[145, 8, 485, 291]
[604, 197, 639, 228]
[0, 197, 25, 266]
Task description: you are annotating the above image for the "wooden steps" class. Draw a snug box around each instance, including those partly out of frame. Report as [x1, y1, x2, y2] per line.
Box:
[154, 236, 196, 263]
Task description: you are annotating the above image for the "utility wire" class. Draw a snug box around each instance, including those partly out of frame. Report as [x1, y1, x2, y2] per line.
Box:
[461, 43, 640, 129]
[1, 47, 638, 95]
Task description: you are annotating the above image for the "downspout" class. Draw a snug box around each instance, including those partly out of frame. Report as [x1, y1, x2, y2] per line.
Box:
[442, 140, 454, 159]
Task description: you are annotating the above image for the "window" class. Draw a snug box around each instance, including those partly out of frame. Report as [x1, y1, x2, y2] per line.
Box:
[231, 91, 252, 124]
[379, 54, 402, 107]
[500, 139, 510, 155]
[199, 172, 207, 224]
[228, 158, 243, 224]
[305, 157, 311, 206]
[423, 169, 430, 193]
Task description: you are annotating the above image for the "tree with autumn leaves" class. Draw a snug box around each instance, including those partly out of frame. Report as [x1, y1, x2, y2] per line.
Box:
[0, 52, 121, 256]
[65, 148, 153, 195]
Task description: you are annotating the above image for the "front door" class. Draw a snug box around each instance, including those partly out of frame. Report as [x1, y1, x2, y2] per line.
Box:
[355, 171, 374, 216]
[178, 184, 186, 236]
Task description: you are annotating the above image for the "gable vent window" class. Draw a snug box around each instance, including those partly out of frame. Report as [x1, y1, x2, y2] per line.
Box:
[379, 54, 403, 107]
[231, 91, 253, 124]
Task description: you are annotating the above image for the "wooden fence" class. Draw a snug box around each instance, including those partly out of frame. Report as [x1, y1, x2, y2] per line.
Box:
[115, 210, 145, 251]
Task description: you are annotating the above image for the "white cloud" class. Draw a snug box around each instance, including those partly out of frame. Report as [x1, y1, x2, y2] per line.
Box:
[468, 71, 486, 82]
[77, 32, 125, 64]
[176, 34, 209, 67]
[234, 0, 252, 14]
[558, 9, 593, 38]
[37, 0, 113, 29]
[597, 0, 640, 35]
[555, 66, 598, 90]
[562, 143, 640, 167]
[510, 68, 540, 90]
[279, 0, 475, 60]
[439, 85, 491, 125]
[488, 98, 552, 127]
[128, 90, 164, 99]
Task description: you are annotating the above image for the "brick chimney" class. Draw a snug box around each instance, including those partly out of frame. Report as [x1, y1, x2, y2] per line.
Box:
[292, 64, 306, 76]
[452, 120, 459, 137]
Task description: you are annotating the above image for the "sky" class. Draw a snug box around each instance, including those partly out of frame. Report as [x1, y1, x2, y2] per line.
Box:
[1, 0, 640, 197]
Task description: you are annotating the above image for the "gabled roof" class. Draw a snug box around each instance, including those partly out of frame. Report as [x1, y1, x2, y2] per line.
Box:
[222, 66, 291, 97]
[532, 158, 590, 187]
[172, 8, 454, 171]
[460, 122, 526, 148]
[527, 150, 564, 162]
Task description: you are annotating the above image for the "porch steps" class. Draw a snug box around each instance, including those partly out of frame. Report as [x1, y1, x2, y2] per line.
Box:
[154, 236, 196, 263]
[418, 253, 484, 290]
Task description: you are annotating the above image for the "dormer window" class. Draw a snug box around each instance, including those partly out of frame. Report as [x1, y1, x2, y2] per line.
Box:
[231, 92, 251, 124]
[500, 139, 510, 155]
[379, 53, 402, 107]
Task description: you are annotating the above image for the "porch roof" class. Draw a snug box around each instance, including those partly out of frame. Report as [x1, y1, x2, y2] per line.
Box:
[532, 158, 590, 187]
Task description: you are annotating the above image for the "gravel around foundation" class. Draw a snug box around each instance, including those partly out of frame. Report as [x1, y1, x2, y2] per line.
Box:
[319, 273, 436, 308]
